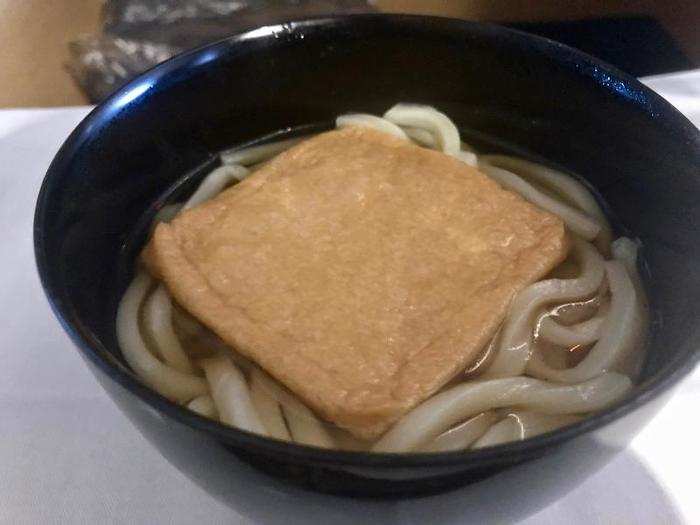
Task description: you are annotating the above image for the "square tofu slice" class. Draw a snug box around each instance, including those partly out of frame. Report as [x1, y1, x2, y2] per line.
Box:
[144, 127, 569, 439]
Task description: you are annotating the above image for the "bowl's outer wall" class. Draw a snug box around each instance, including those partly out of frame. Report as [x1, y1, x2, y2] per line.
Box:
[35, 14, 700, 507]
[86, 352, 676, 523]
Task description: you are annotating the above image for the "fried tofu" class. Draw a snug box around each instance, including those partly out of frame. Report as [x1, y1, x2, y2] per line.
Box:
[143, 127, 569, 439]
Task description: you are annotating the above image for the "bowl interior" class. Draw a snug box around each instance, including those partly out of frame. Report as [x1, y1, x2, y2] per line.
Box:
[35, 15, 700, 464]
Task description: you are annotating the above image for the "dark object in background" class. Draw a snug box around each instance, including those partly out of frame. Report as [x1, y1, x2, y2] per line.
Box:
[67, 0, 374, 102]
[67, 37, 178, 102]
[102, 0, 373, 48]
[39, 14, 699, 518]
[508, 17, 694, 78]
[67, 2, 693, 103]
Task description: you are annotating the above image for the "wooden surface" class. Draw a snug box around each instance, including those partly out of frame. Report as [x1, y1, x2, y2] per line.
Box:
[0, 0, 697, 108]
[0, 0, 102, 107]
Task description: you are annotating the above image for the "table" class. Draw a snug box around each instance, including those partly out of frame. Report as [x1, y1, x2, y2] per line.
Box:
[1, 70, 698, 524]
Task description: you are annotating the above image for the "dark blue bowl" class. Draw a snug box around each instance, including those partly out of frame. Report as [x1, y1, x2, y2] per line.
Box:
[34, 14, 700, 523]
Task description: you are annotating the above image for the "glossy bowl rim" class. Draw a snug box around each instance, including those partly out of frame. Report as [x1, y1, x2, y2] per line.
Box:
[34, 13, 700, 468]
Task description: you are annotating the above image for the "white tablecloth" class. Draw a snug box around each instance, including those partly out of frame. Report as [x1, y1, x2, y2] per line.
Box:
[1, 71, 699, 525]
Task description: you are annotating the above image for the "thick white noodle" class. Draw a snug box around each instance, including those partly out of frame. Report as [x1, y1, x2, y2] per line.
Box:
[472, 411, 582, 449]
[421, 412, 499, 452]
[372, 372, 631, 453]
[143, 285, 193, 373]
[395, 127, 478, 155]
[456, 150, 478, 166]
[116, 272, 207, 402]
[538, 313, 605, 347]
[283, 404, 335, 449]
[220, 137, 305, 166]
[480, 155, 603, 216]
[549, 295, 604, 326]
[250, 369, 292, 441]
[200, 356, 266, 435]
[187, 395, 217, 418]
[252, 369, 334, 448]
[471, 417, 519, 449]
[612, 237, 646, 303]
[527, 261, 641, 383]
[610, 237, 648, 378]
[372, 118, 477, 165]
[384, 104, 461, 156]
[464, 328, 500, 378]
[184, 164, 249, 210]
[403, 126, 437, 147]
[479, 163, 601, 240]
[480, 154, 612, 249]
[511, 411, 582, 437]
[336, 114, 408, 139]
[485, 238, 606, 378]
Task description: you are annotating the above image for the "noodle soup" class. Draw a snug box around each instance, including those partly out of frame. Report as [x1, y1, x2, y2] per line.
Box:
[117, 104, 648, 453]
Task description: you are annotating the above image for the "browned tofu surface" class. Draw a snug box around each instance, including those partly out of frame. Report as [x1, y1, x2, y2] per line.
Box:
[144, 127, 569, 439]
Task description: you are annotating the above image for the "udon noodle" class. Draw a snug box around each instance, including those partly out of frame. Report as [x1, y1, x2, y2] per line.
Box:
[117, 104, 647, 453]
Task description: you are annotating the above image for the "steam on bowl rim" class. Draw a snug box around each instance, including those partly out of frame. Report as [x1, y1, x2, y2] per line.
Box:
[34, 13, 700, 468]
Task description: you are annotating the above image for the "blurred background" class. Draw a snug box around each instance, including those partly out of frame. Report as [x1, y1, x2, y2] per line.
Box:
[1, 0, 698, 108]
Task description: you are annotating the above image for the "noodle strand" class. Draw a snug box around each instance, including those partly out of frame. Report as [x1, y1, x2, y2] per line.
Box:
[538, 313, 605, 347]
[187, 395, 217, 418]
[479, 163, 601, 240]
[527, 261, 642, 383]
[472, 411, 582, 449]
[421, 411, 499, 452]
[251, 369, 334, 449]
[221, 137, 305, 166]
[250, 369, 292, 441]
[116, 272, 207, 402]
[336, 113, 408, 139]
[485, 238, 606, 378]
[184, 165, 249, 210]
[200, 356, 266, 435]
[143, 285, 193, 373]
[480, 154, 612, 250]
[373, 373, 631, 452]
[384, 104, 461, 156]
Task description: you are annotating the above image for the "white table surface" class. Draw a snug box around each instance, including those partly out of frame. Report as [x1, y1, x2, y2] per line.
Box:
[1, 70, 699, 525]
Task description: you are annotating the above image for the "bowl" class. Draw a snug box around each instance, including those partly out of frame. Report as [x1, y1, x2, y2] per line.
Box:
[34, 14, 700, 523]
